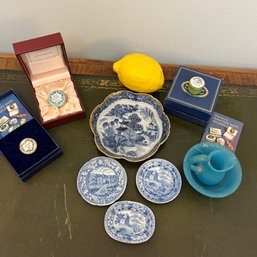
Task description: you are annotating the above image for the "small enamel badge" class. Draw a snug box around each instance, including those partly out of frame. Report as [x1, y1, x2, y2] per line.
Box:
[48, 90, 67, 108]
[19, 138, 37, 155]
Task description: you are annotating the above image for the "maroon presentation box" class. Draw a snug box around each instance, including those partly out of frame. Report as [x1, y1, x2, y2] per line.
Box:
[13, 32, 85, 128]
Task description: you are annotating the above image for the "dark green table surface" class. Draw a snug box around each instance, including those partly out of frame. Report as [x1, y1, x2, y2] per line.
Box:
[0, 70, 256, 257]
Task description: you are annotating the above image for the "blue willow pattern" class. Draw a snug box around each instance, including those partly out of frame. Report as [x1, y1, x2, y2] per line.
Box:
[90, 91, 170, 161]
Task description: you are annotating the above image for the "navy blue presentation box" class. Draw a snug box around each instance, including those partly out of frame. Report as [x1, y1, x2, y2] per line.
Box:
[164, 66, 223, 126]
[0, 90, 62, 181]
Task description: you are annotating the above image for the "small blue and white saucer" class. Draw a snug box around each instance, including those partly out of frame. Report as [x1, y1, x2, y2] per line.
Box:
[136, 158, 182, 204]
[104, 201, 155, 244]
[77, 157, 127, 206]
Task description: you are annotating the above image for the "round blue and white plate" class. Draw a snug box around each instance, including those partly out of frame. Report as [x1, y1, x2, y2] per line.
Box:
[136, 158, 182, 204]
[90, 91, 170, 162]
[77, 157, 127, 206]
[104, 201, 155, 244]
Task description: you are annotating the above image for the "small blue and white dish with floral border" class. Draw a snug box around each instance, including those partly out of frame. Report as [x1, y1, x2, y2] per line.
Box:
[136, 158, 182, 204]
[90, 91, 170, 162]
[104, 200, 155, 244]
[77, 157, 127, 206]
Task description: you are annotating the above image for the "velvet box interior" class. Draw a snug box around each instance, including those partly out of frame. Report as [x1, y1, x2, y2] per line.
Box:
[164, 66, 223, 127]
[0, 90, 62, 181]
[13, 32, 86, 128]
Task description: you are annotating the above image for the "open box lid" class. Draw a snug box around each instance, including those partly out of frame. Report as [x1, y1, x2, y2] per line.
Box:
[13, 33, 71, 87]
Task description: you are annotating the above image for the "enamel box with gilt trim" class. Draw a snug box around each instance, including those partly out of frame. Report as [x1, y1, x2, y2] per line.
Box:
[90, 91, 170, 162]
[0, 90, 62, 181]
[13, 32, 85, 128]
[164, 66, 223, 126]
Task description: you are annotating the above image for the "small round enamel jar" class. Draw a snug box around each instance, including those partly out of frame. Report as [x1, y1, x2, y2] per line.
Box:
[48, 90, 67, 108]
[188, 76, 205, 95]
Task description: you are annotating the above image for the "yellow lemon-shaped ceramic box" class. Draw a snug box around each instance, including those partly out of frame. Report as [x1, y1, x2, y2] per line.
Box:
[113, 53, 164, 93]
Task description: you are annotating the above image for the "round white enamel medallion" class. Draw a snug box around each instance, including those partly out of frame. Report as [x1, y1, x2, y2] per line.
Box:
[48, 90, 67, 108]
[19, 138, 37, 155]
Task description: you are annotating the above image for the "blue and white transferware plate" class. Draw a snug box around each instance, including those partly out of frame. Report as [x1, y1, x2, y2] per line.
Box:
[104, 201, 155, 244]
[77, 157, 127, 206]
[90, 91, 170, 162]
[136, 158, 182, 204]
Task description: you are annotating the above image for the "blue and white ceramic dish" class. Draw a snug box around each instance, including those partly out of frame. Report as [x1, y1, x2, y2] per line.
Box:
[136, 158, 182, 204]
[90, 91, 170, 162]
[104, 200, 155, 244]
[183, 142, 242, 198]
[77, 157, 127, 206]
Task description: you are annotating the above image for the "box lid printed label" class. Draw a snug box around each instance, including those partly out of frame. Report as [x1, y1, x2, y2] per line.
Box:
[26, 46, 61, 63]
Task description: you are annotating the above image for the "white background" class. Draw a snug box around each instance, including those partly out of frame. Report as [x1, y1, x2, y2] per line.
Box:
[1, 0, 257, 68]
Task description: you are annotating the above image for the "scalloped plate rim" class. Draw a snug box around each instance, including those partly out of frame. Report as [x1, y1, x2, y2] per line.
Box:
[89, 90, 171, 162]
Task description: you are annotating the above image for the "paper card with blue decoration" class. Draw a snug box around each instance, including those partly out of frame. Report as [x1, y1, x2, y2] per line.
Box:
[201, 112, 243, 152]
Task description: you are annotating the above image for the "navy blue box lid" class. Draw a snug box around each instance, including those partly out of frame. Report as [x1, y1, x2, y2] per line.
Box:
[164, 66, 223, 126]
